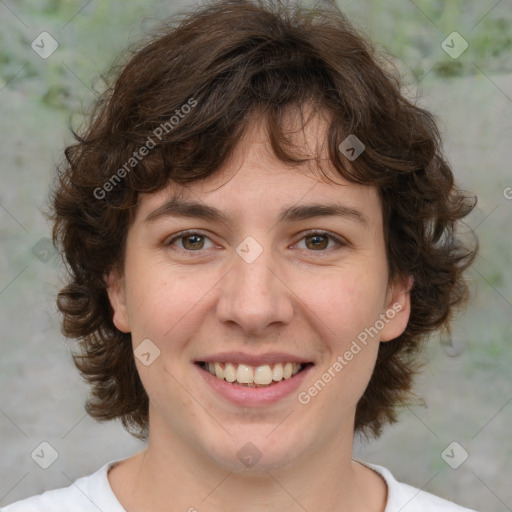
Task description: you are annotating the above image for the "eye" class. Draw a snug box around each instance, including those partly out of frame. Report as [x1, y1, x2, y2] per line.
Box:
[295, 230, 347, 251]
[166, 230, 215, 251]
[165, 229, 347, 254]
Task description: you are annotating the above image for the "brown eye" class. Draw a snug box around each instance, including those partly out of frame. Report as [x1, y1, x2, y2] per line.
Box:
[167, 231, 214, 252]
[181, 234, 205, 250]
[296, 231, 347, 252]
[305, 234, 329, 250]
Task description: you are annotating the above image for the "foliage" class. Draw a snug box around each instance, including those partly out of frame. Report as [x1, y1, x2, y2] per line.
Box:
[0, 0, 510, 115]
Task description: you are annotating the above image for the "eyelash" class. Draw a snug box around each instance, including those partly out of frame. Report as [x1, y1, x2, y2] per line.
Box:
[165, 229, 347, 255]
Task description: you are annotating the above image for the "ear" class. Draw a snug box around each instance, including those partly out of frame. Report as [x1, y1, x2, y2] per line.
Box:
[104, 269, 131, 333]
[380, 274, 413, 342]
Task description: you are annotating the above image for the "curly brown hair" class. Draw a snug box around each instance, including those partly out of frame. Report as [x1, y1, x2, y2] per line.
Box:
[51, 0, 477, 440]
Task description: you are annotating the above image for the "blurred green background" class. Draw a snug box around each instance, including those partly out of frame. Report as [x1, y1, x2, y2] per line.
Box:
[1, 0, 511, 510]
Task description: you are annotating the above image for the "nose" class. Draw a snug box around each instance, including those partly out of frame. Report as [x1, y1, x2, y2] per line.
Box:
[216, 241, 294, 336]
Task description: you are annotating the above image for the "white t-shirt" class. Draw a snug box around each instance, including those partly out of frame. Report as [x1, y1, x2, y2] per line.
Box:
[2, 459, 478, 511]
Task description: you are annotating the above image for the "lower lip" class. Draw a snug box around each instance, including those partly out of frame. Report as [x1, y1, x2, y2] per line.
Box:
[195, 363, 314, 407]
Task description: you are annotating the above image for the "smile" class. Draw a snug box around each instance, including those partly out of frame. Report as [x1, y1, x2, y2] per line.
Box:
[198, 361, 309, 387]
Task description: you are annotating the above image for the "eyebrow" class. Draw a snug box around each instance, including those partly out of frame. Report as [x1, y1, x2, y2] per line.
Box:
[143, 198, 368, 226]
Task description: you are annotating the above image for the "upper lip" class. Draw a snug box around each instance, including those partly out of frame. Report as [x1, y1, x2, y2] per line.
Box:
[195, 352, 314, 367]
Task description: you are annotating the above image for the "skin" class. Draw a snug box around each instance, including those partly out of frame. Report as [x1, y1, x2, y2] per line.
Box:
[106, 108, 412, 512]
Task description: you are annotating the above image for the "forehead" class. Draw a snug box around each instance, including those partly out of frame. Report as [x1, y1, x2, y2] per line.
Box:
[133, 109, 382, 226]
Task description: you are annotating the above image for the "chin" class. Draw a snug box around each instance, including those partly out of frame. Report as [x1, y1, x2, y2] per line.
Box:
[199, 425, 309, 475]
[208, 445, 301, 475]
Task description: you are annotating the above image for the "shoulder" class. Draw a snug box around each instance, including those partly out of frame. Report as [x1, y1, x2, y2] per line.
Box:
[1, 480, 92, 512]
[1, 461, 126, 512]
[358, 461, 479, 512]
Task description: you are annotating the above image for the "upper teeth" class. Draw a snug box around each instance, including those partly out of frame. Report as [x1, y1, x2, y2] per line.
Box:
[204, 362, 303, 385]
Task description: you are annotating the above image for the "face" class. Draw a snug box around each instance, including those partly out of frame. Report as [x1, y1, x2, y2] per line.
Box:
[107, 111, 411, 473]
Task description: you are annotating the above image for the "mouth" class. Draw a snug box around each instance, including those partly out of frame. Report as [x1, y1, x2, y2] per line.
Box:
[195, 361, 314, 388]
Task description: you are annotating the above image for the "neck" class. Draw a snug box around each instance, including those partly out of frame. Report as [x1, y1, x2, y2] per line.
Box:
[108, 421, 387, 512]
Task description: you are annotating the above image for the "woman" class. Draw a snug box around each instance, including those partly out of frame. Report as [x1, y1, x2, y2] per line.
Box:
[4, 1, 478, 510]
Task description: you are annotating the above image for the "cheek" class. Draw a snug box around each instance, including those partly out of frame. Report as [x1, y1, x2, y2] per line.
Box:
[301, 267, 388, 341]
[124, 264, 216, 353]
[123, 270, 174, 342]
[303, 274, 385, 410]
